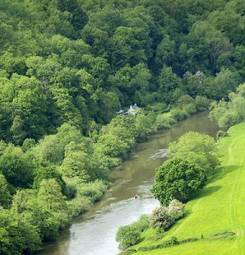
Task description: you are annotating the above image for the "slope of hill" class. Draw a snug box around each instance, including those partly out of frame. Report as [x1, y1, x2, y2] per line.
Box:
[133, 123, 245, 255]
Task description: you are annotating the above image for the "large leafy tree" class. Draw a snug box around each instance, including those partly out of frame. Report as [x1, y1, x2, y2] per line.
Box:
[0, 146, 34, 188]
[152, 158, 207, 205]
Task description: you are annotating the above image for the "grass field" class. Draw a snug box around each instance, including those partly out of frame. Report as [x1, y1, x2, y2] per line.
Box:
[133, 123, 245, 255]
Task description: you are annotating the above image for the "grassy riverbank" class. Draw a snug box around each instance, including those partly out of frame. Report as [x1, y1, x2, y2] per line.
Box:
[130, 122, 245, 255]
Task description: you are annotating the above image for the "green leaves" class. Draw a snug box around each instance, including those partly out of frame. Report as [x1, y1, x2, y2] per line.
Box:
[152, 158, 207, 205]
[0, 146, 34, 188]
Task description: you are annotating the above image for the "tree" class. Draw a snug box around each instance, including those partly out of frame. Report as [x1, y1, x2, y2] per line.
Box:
[210, 83, 245, 129]
[182, 21, 233, 74]
[109, 63, 151, 106]
[11, 75, 56, 143]
[152, 158, 206, 205]
[205, 69, 241, 100]
[0, 173, 11, 207]
[0, 209, 41, 255]
[38, 179, 67, 212]
[33, 166, 66, 194]
[37, 179, 69, 236]
[155, 35, 175, 68]
[0, 146, 34, 188]
[157, 66, 182, 103]
[57, 0, 88, 31]
[169, 132, 219, 174]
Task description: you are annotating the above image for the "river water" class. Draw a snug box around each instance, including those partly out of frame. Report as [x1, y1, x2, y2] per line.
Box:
[39, 112, 218, 255]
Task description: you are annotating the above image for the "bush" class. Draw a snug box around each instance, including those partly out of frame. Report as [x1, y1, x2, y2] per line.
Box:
[116, 226, 142, 251]
[168, 199, 185, 220]
[67, 196, 92, 217]
[169, 132, 219, 176]
[152, 157, 207, 205]
[155, 113, 176, 130]
[132, 215, 150, 232]
[150, 200, 185, 230]
[195, 96, 210, 111]
[78, 180, 107, 203]
[138, 237, 179, 251]
[151, 207, 174, 230]
[183, 103, 197, 115]
[170, 108, 188, 121]
[116, 215, 149, 250]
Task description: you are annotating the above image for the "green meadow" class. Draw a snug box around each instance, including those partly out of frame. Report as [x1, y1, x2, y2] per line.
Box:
[134, 123, 245, 255]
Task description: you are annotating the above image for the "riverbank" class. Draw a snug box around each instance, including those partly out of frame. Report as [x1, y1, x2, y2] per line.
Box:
[127, 122, 245, 255]
[30, 96, 209, 253]
[38, 112, 218, 255]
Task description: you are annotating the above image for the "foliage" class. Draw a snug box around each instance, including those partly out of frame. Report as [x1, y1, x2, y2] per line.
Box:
[210, 83, 245, 129]
[127, 122, 245, 255]
[0, 173, 11, 207]
[150, 200, 185, 230]
[116, 215, 150, 250]
[0, 210, 41, 255]
[0, 145, 34, 188]
[152, 158, 207, 205]
[169, 132, 219, 175]
[0, 0, 244, 254]
[150, 207, 175, 230]
[77, 180, 107, 203]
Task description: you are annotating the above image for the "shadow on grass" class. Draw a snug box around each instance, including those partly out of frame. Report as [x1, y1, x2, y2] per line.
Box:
[209, 165, 239, 182]
[196, 185, 221, 199]
[191, 165, 239, 201]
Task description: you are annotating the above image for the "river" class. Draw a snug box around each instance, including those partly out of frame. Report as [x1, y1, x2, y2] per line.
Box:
[39, 112, 218, 255]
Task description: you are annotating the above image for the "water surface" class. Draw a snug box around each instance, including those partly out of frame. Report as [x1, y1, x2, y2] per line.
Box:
[39, 113, 218, 255]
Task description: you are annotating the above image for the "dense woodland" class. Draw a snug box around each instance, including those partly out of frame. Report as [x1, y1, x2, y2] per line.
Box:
[0, 0, 245, 254]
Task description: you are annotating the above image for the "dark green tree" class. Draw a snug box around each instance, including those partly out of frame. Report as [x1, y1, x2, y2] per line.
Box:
[152, 158, 207, 205]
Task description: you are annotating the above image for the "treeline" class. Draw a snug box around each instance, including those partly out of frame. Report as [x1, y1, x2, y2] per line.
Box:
[0, 0, 244, 145]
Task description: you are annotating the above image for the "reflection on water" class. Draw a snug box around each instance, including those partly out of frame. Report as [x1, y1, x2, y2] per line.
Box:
[39, 112, 218, 255]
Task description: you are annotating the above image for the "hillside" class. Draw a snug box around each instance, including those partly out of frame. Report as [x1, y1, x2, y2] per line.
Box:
[1, 0, 245, 254]
[131, 123, 245, 255]
[0, 0, 244, 144]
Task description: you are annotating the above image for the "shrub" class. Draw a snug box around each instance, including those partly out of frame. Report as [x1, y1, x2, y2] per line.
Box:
[155, 113, 176, 130]
[170, 108, 188, 121]
[78, 180, 107, 203]
[169, 132, 219, 176]
[150, 207, 174, 230]
[116, 215, 149, 250]
[132, 215, 150, 232]
[167, 199, 185, 220]
[116, 227, 142, 250]
[195, 96, 210, 111]
[67, 196, 92, 217]
[183, 103, 197, 115]
[150, 200, 185, 230]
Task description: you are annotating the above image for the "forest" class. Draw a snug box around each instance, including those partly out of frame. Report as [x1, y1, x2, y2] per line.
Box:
[0, 0, 245, 254]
